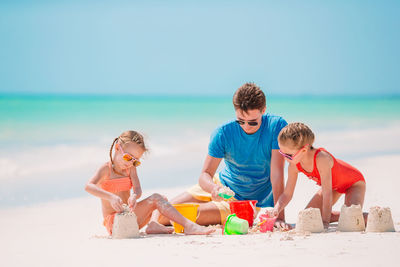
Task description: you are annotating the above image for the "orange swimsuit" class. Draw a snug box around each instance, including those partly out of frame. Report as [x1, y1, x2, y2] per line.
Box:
[100, 163, 132, 235]
[296, 148, 365, 193]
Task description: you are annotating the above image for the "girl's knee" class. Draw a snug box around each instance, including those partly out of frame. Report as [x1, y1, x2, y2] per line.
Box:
[149, 193, 164, 203]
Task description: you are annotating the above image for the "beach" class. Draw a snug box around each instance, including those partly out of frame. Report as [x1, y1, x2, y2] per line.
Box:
[1, 95, 400, 266]
[2, 0, 400, 265]
[1, 153, 400, 267]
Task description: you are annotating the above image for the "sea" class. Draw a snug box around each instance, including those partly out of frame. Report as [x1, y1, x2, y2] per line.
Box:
[1, 94, 400, 207]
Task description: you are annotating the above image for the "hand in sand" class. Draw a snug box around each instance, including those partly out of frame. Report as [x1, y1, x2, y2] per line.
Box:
[211, 185, 224, 202]
[183, 222, 216, 235]
[110, 195, 124, 213]
[128, 194, 138, 212]
[274, 219, 292, 231]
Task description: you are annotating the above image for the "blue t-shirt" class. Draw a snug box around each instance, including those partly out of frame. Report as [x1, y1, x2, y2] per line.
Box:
[208, 113, 287, 207]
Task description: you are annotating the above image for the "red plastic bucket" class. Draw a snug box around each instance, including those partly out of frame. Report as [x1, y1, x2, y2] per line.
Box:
[229, 200, 258, 226]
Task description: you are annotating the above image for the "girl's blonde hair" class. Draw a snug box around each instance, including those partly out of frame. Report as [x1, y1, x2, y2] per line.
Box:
[109, 130, 147, 165]
[278, 122, 315, 149]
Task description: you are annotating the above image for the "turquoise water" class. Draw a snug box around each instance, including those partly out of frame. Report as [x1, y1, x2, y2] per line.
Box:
[1, 94, 400, 146]
[1, 94, 400, 207]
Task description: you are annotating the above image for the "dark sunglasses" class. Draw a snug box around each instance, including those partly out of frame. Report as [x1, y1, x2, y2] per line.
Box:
[236, 120, 258, 126]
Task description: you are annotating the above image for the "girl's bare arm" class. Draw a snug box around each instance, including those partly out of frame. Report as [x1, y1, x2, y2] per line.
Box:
[84, 163, 124, 212]
[129, 166, 142, 198]
[84, 163, 111, 199]
[316, 152, 334, 226]
[274, 163, 299, 215]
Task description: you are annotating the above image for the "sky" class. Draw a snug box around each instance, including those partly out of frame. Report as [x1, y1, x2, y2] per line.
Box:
[0, 0, 399, 96]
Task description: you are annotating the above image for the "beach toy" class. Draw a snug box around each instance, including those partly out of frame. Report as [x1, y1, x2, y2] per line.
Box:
[218, 186, 235, 200]
[112, 204, 140, 239]
[295, 208, 324, 233]
[338, 204, 365, 232]
[229, 200, 258, 226]
[366, 206, 395, 232]
[218, 192, 233, 200]
[172, 204, 199, 233]
[224, 214, 249, 235]
[258, 213, 277, 232]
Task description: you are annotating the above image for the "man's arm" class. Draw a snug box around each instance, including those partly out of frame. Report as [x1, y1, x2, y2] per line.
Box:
[270, 149, 286, 221]
[198, 155, 223, 201]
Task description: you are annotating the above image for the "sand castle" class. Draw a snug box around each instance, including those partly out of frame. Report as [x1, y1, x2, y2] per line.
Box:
[366, 206, 395, 232]
[295, 208, 324, 233]
[338, 204, 365, 232]
[112, 204, 140, 239]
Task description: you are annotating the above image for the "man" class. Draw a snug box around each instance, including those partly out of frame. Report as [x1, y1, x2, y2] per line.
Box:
[159, 83, 288, 227]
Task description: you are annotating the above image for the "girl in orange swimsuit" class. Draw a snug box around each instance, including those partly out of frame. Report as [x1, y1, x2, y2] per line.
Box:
[269, 123, 366, 229]
[85, 130, 214, 236]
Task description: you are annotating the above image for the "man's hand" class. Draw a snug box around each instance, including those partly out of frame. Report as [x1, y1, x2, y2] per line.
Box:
[211, 185, 224, 202]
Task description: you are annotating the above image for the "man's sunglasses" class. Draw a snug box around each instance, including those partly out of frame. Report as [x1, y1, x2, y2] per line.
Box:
[236, 120, 258, 126]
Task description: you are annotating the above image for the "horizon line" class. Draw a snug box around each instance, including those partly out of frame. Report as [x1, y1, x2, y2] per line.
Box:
[1, 91, 400, 99]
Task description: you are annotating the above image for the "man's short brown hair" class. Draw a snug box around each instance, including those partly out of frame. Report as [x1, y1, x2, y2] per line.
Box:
[233, 83, 266, 112]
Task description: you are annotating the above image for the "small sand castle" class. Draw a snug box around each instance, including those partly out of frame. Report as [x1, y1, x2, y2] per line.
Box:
[338, 204, 365, 232]
[112, 204, 140, 239]
[295, 208, 324, 233]
[366, 206, 395, 232]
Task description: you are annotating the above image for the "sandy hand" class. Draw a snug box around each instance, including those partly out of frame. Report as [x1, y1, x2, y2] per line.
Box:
[264, 207, 279, 218]
[217, 186, 235, 199]
[211, 185, 224, 202]
[110, 195, 124, 213]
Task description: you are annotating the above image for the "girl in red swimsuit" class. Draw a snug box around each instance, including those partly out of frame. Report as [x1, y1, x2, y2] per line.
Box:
[85, 130, 213, 236]
[270, 123, 366, 229]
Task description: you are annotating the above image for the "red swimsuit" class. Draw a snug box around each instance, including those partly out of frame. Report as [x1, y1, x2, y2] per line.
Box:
[296, 148, 365, 193]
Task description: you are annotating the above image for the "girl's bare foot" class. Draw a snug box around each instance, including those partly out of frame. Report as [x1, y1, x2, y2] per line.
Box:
[183, 222, 215, 235]
[145, 221, 174, 234]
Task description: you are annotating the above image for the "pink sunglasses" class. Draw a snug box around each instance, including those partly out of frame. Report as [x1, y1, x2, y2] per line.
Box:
[279, 145, 307, 161]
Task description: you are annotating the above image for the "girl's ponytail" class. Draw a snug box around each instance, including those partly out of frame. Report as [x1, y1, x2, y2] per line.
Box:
[109, 137, 119, 165]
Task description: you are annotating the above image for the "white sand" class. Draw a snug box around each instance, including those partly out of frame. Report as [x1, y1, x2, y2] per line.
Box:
[1, 154, 400, 267]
